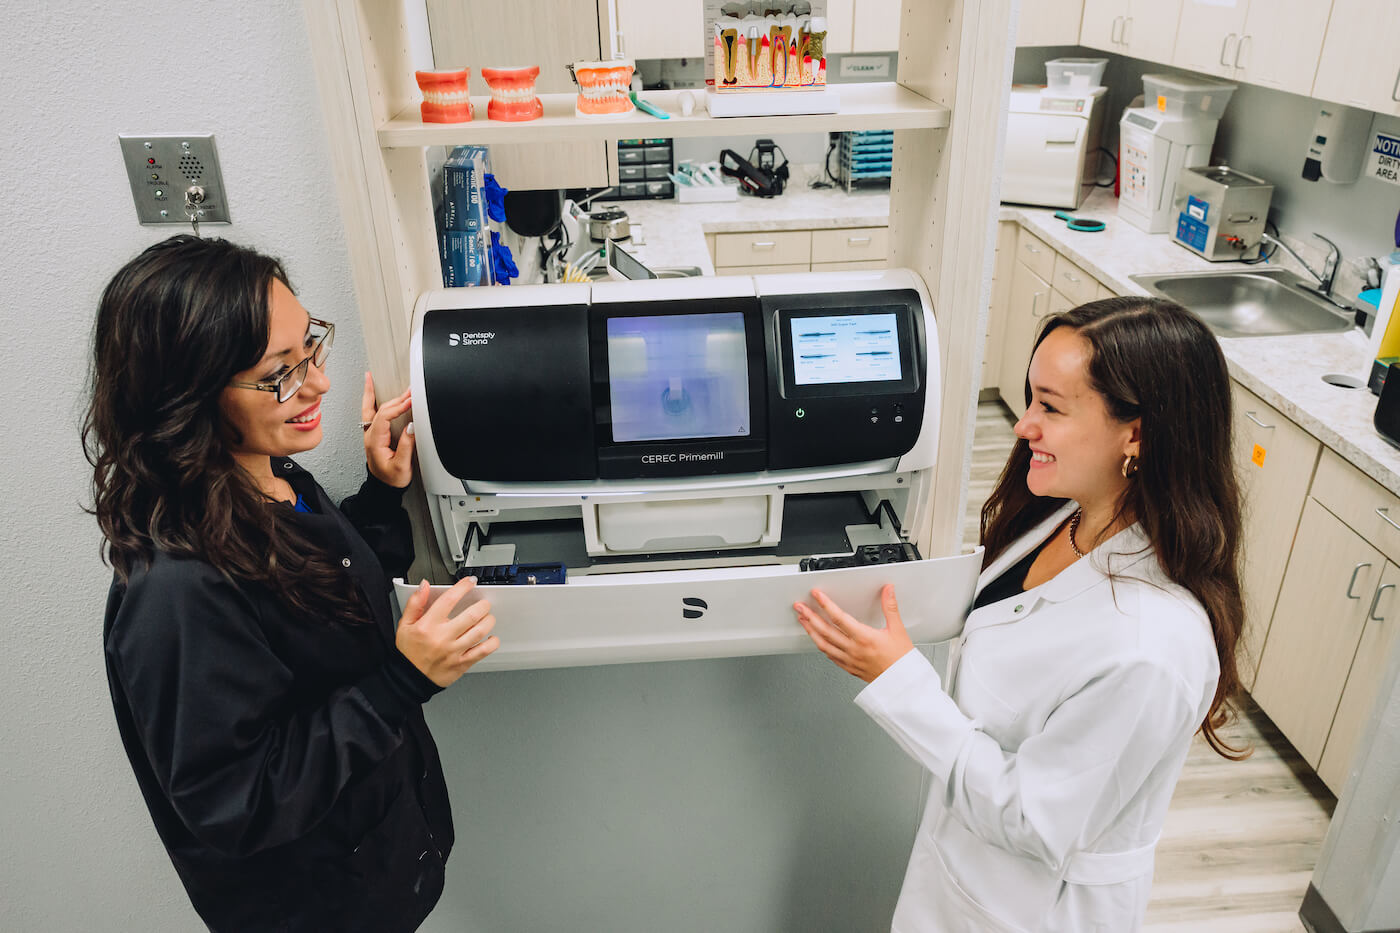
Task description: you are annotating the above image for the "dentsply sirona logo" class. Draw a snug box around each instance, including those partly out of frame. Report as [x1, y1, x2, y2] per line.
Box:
[681, 597, 708, 620]
[447, 331, 494, 347]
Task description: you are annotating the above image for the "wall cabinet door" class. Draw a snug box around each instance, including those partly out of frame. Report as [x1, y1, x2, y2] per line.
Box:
[1252, 499, 1380, 771]
[1080, 0, 1127, 52]
[1234, 0, 1333, 97]
[613, 0, 704, 59]
[1123, 0, 1182, 64]
[1230, 382, 1320, 689]
[1172, 0, 1249, 78]
[1318, 560, 1400, 792]
[1313, 0, 1400, 116]
[851, 0, 902, 52]
[984, 222, 1018, 391]
[997, 259, 1052, 419]
[1018, 0, 1085, 46]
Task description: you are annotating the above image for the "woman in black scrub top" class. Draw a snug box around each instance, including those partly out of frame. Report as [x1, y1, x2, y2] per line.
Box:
[85, 235, 498, 932]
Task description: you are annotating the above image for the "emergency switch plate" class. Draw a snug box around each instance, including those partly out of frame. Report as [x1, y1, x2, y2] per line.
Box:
[118, 134, 231, 225]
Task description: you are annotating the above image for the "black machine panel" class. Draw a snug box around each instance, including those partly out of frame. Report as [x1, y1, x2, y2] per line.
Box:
[763, 288, 926, 471]
[589, 296, 768, 479]
[422, 303, 596, 481]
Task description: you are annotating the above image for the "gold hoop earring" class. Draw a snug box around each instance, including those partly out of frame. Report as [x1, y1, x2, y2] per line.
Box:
[1122, 454, 1140, 478]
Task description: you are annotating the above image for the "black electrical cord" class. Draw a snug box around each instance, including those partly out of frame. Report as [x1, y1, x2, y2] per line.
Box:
[1093, 147, 1118, 187]
[810, 138, 839, 189]
[1240, 218, 1280, 265]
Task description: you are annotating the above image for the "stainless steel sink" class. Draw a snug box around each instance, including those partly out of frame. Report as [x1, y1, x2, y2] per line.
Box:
[1129, 268, 1354, 338]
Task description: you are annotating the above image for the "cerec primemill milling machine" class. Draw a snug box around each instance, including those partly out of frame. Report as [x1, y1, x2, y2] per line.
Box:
[402, 269, 982, 671]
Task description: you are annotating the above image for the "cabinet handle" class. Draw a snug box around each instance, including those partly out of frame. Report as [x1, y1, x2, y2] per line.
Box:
[1347, 562, 1373, 600]
[1062, 271, 1081, 285]
[1368, 583, 1396, 623]
[1243, 411, 1274, 430]
[1376, 507, 1400, 533]
[752, 241, 776, 250]
[1219, 33, 1236, 68]
[1029, 292, 1041, 318]
[846, 236, 872, 245]
[1024, 243, 1041, 254]
[1393, 66, 1400, 102]
[1123, 17, 1133, 47]
[1111, 16, 1124, 44]
[1234, 34, 1251, 71]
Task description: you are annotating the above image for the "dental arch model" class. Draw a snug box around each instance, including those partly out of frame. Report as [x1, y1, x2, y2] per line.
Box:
[415, 68, 473, 123]
[480, 65, 544, 122]
[571, 60, 635, 118]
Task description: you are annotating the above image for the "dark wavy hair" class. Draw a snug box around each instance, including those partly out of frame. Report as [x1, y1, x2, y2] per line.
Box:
[980, 297, 1246, 759]
[83, 235, 368, 626]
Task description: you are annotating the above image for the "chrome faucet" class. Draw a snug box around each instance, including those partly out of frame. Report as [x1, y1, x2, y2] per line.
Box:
[1259, 231, 1349, 309]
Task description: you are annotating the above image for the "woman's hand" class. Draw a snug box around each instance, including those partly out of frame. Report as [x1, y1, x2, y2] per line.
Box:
[396, 577, 499, 688]
[362, 371, 415, 489]
[794, 584, 913, 683]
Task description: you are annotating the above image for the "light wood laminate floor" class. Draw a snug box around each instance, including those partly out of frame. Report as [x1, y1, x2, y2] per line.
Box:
[964, 400, 1335, 933]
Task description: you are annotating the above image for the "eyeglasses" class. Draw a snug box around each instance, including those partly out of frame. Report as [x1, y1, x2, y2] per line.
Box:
[229, 318, 335, 403]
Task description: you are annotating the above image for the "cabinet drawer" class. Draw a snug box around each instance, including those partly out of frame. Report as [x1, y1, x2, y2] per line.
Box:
[811, 226, 889, 263]
[1312, 449, 1400, 567]
[1016, 227, 1056, 281]
[811, 259, 887, 272]
[713, 230, 811, 267]
[1052, 252, 1098, 307]
[714, 263, 810, 276]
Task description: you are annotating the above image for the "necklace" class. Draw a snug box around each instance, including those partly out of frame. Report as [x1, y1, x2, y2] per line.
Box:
[1068, 508, 1086, 558]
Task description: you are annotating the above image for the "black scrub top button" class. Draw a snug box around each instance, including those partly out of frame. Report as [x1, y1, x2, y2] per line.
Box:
[283, 461, 294, 469]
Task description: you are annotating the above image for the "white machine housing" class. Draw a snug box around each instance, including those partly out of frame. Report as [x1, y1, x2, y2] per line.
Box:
[1118, 107, 1220, 233]
[1001, 85, 1108, 210]
[404, 269, 982, 671]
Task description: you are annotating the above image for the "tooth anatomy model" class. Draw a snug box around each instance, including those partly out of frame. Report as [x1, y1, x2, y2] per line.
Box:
[573, 60, 635, 118]
[415, 68, 473, 123]
[714, 16, 826, 92]
[480, 65, 544, 122]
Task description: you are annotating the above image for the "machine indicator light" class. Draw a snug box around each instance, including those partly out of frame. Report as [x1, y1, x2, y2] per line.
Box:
[795, 408, 805, 419]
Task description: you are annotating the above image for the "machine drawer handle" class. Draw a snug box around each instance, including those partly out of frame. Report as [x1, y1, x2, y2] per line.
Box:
[1219, 33, 1236, 67]
[1368, 583, 1396, 623]
[1111, 16, 1123, 44]
[1393, 67, 1400, 102]
[1347, 562, 1373, 600]
[752, 241, 776, 250]
[1376, 507, 1400, 533]
[1243, 411, 1273, 430]
[847, 236, 872, 245]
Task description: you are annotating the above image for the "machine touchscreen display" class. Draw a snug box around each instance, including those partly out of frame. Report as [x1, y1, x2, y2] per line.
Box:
[789, 312, 902, 385]
[606, 312, 751, 442]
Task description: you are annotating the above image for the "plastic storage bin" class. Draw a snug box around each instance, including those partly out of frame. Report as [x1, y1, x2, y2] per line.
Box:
[1046, 58, 1107, 92]
[1141, 74, 1237, 120]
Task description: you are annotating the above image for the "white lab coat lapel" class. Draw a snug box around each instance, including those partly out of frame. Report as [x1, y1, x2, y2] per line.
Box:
[964, 502, 1078, 633]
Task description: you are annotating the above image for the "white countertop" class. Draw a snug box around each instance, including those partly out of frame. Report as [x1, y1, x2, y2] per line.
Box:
[594, 173, 1400, 498]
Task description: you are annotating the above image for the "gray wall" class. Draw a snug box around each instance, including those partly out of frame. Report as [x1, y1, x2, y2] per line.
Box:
[0, 4, 925, 931]
[1013, 47, 1400, 266]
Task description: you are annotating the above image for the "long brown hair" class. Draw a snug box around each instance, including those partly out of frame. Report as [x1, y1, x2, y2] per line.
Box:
[83, 235, 368, 626]
[980, 297, 1247, 759]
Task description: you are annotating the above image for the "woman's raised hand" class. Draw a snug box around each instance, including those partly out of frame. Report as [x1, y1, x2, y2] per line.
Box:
[794, 584, 913, 684]
[396, 577, 499, 687]
[362, 371, 415, 489]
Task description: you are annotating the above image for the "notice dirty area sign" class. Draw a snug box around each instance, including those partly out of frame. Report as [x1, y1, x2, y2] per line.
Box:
[1367, 131, 1400, 187]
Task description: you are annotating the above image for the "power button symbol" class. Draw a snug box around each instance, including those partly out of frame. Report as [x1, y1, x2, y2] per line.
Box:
[795, 408, 806, 419]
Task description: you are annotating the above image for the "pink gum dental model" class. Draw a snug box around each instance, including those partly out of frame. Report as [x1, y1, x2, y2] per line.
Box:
[415, 68, 473, 123]
[480, 65, 544, 121]
[571, 60, 635, 118]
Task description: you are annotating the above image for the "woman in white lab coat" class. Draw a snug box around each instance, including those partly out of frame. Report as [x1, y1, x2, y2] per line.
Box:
[795, 297, 1246, 933]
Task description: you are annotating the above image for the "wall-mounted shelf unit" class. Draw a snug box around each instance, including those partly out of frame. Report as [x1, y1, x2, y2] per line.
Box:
[376, 84, 951, 147]
[305, 0, 1012, 579]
